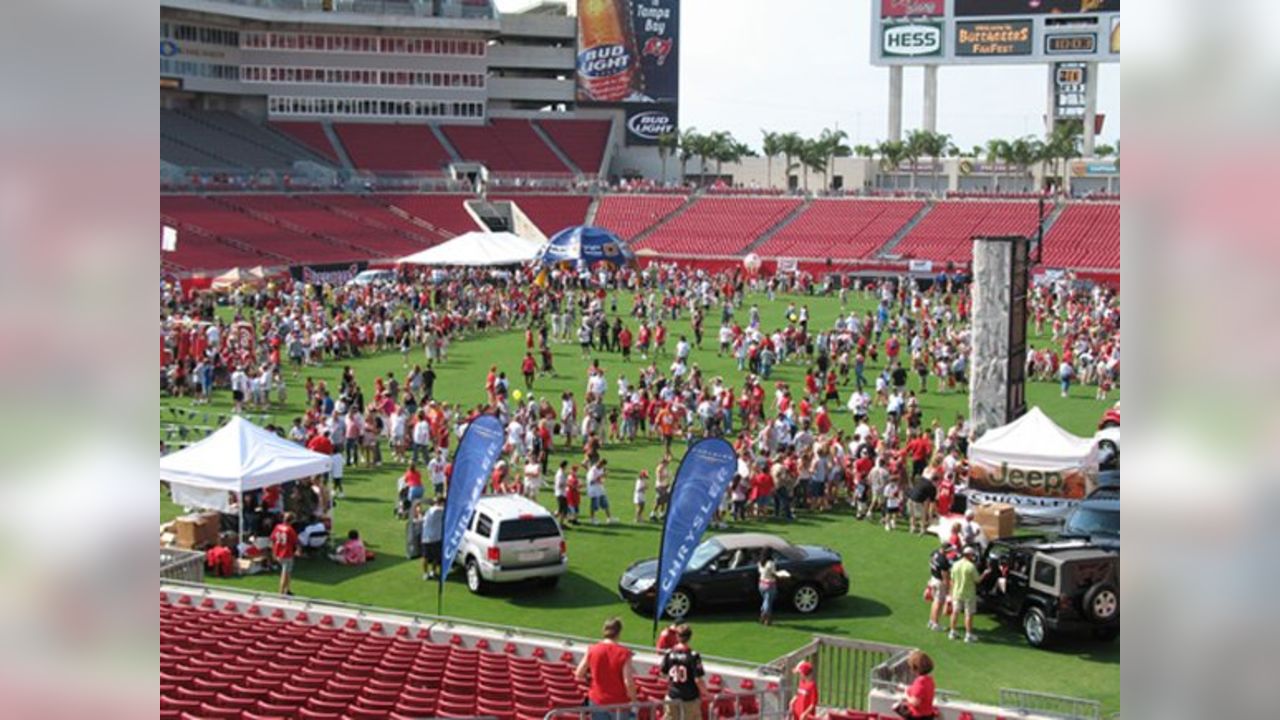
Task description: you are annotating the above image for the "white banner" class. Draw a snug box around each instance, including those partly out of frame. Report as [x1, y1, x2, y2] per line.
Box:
[777, 258, 798, 273]
[967, 490, 1078, 522]
[908, 259, 933, 273]
[162, 225, 178, 252]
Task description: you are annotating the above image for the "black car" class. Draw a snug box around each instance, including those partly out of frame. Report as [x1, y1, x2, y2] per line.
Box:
[1059, 487, 1119, 549]
[618, 533, 849, 619]
[977, 538, 1119, 647]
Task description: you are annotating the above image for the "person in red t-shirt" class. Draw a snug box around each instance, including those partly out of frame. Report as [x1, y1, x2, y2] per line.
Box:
[789, 661, 818, 720]
[575, 617, 636, 713]
[898, 651, 937, 719]
[656, 623, 680, 651]
[270, 512, 299, 595]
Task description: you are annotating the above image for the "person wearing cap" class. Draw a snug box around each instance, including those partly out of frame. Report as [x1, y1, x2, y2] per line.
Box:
[948, 546, 979, 643]
[659, 624, 706, 720]
[789, 661, 818, 720]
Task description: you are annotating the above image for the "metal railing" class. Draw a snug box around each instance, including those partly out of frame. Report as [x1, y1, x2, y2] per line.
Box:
[543, 688, 786, 720]
[998, 688, 1102, 720]
[766, 635, 910, 712]
[160, 548, 205, 583]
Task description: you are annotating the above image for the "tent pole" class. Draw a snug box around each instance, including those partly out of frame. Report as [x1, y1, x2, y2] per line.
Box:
[238, 490, 245, 546]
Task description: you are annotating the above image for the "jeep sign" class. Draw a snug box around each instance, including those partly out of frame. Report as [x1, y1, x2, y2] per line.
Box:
[882, 23, 943, 57]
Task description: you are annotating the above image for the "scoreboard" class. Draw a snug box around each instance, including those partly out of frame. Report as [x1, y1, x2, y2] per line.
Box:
[872, 0, 1119, 66]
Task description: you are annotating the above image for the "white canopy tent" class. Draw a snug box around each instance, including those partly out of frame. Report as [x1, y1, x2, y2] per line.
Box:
[160, 416, 333, 538]
[969, 406, 1100, 470]
[967, 406, 1101, 520]
[398, 231, 544, 267]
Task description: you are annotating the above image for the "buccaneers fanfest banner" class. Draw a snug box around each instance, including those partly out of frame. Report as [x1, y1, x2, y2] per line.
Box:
[577, 0, 679, 145]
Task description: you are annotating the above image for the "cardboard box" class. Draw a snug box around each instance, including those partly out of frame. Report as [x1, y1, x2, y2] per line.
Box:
[975, 502, 1016, 539]
[172, 512, 220, 549]
[236, 557, 268, 576]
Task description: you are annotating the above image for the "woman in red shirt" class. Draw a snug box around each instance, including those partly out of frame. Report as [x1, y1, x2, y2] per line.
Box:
[789, 661, 818, 720]
[897, 650, 937, 719]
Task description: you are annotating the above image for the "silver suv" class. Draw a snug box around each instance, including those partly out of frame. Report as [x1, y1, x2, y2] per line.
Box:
[458, 494, 567, 594]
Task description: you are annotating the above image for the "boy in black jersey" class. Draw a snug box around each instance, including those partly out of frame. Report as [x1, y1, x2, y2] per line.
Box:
[660, 624, 706, 720]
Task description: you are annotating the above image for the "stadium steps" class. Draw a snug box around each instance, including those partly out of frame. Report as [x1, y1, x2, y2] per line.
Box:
[429, 124, 463, 163]
[160, 133, 239, 169]
[740, 197, 813, 255]
[293, 194, 437, 247]
[1034, 199, 1067, 253]
[630, 193, 699, 246]
[320, 121, 356, 171]
[177, 109, 329, 168]
[873, 200, 935, 257]
[529, 121, 583, 177]
[584, 195, 602, 226]
[208, 196, 389, 259]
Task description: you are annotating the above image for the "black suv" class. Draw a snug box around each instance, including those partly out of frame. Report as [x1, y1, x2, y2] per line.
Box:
[977, 538, 1119, 647]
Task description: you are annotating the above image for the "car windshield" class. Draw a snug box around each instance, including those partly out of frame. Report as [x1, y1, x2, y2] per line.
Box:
[687, 540, 724, 570]
[1064, 506, 1120, 537]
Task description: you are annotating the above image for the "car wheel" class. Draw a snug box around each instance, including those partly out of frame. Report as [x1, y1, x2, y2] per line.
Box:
[1022, 606, 1052, 648]
[664, 589, 694, 619]
[791, 584, 823, 615]
[465, 558, 487, 595]
[1082, 583, 1119, 623]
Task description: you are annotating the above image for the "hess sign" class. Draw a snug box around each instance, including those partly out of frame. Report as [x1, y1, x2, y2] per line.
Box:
[882, 23, 943, 57]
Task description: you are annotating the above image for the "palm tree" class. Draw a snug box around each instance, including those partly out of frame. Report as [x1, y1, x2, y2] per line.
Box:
[1044, 121, 1082, 194]
[877, 139, 908, 190]
[798, 138, 826, 193]
[678, 127, 700, 184]
[761, 131, 783, 189]
[778, 132, 805, 191]
[656, 131, 679, 185]
[706, 130, 732, 183]
[985, 138, 1011, 193]
[1093, 143, 1115, 158]
[817, 127, 851, 191]
[1008, 136, 1041, 193]
[853, 144, 875, 159]
[902, 130, 925, 191]
[906, 129, 950, 196]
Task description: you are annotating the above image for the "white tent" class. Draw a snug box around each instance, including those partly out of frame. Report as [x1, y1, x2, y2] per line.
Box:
[967, 407, 1100, 519]
[398, 231, 544, 267]
[160, 417, 332, 535]
[969, 406, 1100, 470]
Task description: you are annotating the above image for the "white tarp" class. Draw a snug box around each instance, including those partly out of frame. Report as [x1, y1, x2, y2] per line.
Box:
[160, 416, 331, 511]
[398, 232, 544, 267]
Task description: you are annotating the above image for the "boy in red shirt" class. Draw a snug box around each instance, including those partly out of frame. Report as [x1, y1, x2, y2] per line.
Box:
[575, 618, 636, 711]
[270, 512, 299, 596]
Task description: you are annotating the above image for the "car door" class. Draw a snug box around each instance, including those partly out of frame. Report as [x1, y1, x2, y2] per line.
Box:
[1000, 548, 1033, 617]
[698, 548, 758, 608]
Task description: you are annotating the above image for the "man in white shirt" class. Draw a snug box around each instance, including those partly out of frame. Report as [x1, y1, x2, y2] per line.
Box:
[585, 459, 615, 524]
[718, 324, 734, 356]
[675, 337, 691, 363]
[428, 449, 447, 496]
[411, 414, 433, 465]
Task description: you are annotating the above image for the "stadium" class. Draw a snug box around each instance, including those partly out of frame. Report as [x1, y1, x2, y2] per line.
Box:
[160, 1, 1120, 719]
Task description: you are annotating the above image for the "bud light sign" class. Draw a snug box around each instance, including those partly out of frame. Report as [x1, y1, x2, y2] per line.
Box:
[882, 22, 943, 57]
[626, 106, 676, 144]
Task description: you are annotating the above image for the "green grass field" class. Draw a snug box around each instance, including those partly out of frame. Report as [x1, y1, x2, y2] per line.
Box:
[161, 290, 1119, 713]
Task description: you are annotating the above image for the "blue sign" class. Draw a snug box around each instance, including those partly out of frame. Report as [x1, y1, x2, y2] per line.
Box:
[160, 40, 180, 57]
[439, 414, 505, 589]
[655, 438, 738, 622]
[539, 225, 634, 270]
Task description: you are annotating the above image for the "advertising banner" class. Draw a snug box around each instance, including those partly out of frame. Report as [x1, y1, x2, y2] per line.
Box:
[967, 490, 1079, 522]
[439, 414, 505, 590]
[956, 21, 1034, 56]
[625, 104, 678, 145]
[1109, 16, 1120, 53]
[577, 0, 678, 103]
[577, 0, 680, 145]
[291, 262, 364, 285]
[880, 0, 943, 18]
[968, 455, 1093, 500]
[881, 21, 944, 58]
[954, 0, 1119, 16]
[654, 438, 737, 624]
